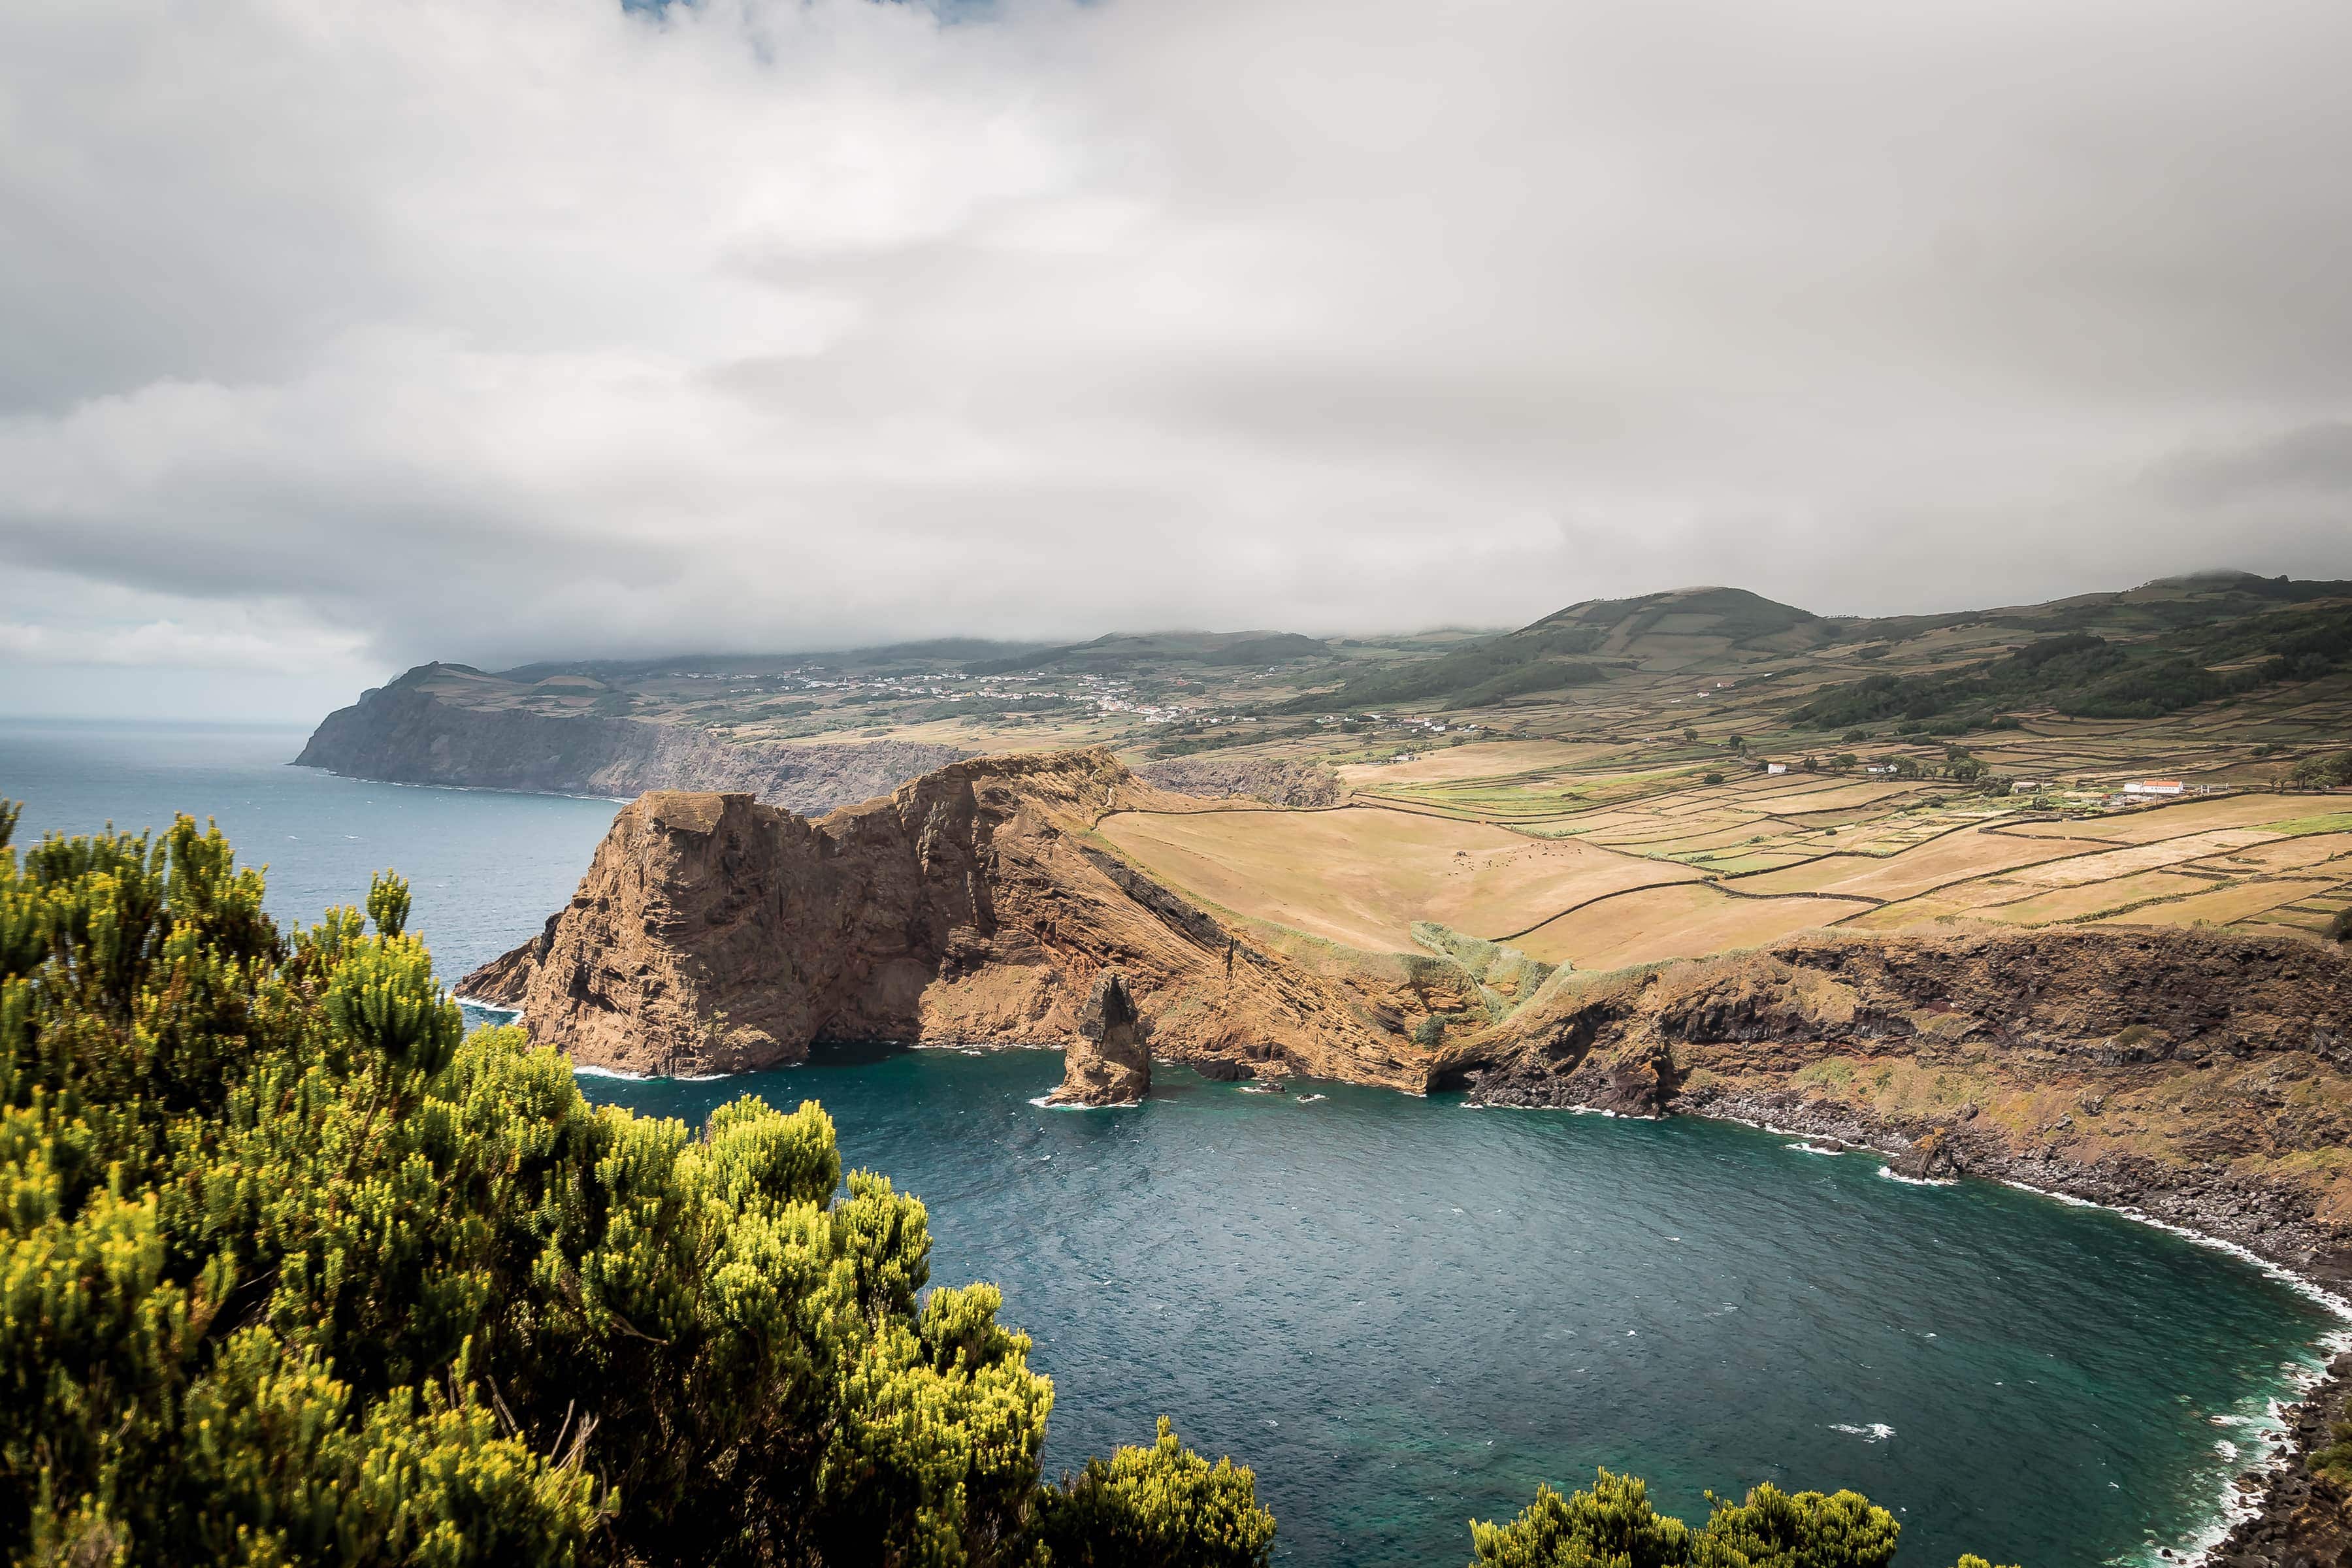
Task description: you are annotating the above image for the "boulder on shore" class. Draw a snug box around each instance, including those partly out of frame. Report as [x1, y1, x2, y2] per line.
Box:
[1049, 972, 1151, 1107]
[1888, 1126, 1967, 1181]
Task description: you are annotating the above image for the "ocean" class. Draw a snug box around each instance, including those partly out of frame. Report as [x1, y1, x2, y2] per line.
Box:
[5, 717, 2340, 1567]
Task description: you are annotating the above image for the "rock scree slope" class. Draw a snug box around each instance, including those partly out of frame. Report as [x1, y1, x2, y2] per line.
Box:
[461, 749, 1434, 1086]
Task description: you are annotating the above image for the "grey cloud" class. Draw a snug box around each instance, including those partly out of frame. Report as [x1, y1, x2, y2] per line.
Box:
[2154, 423, 2352, 506]
[2, 0, 2350, 707]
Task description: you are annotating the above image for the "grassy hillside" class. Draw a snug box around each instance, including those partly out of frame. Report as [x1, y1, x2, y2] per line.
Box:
[1277, 587, 1828, 713]
[1791, 595, 2352, 732]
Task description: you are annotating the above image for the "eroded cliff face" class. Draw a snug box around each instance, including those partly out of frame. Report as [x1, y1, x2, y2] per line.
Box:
[1439, 928, 2352, 1279]
[461, 749, 1437, 1087]
[297, 675, 971, 815]
[1133, 757, 1343, 809]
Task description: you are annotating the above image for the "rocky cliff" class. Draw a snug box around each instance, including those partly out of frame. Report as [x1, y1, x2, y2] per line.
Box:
[459, 749, 1443, 1086]
[1433, 927, 2352, 1568]
[297, 668, 970, 815]
[1438, 928, 2352, 1279]
[1133, 757, 1343, 809]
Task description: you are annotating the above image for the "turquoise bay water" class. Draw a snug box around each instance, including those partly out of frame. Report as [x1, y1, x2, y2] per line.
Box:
[5, 719, 2342, 1567]
[593, 1053, 2339, 1568]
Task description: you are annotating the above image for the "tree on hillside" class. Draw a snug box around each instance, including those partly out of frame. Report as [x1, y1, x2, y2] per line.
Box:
[0, 802, 1270, 1567]
[2289, 751, 2352, 789]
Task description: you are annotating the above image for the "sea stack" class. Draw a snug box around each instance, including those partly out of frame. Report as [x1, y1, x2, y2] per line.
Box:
[1048, 971, 1151, 1106]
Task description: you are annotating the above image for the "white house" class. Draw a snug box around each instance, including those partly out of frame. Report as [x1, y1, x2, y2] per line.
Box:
[1766, 762, 1789, 775]
[2123, 779, 2185, 796]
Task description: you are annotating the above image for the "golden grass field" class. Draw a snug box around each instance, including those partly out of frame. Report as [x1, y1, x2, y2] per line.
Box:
[1103, 737, 2352, 972]
[1094, 804, 1698, 953]
[1508, 883, 1862, 970]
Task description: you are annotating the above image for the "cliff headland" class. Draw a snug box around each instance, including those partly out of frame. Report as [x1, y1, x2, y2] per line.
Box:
[298, 664, 972, 815]
[459, 749, 1459, 1087]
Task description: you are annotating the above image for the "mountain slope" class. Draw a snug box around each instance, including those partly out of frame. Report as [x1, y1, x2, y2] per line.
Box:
[1277, 586, 1827, 712]
[963, 630, 1331, 676]
[1789, 592, 2352, 730]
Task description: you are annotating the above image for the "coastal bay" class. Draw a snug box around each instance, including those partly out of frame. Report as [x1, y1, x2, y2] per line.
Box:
[5, 716, 2342, 1565]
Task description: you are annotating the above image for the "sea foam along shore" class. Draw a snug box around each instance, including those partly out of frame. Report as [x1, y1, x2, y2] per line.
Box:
[1463, 1081, 2352, 1567]
[2006, 1177, 2352, 1568]
[1696, 1100, 2352, 1568]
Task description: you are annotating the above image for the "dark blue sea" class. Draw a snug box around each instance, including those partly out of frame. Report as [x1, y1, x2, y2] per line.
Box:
[5, 718, 2340, 1568]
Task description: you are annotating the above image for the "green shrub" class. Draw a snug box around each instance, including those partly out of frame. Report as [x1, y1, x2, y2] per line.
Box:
[1032, 1418, 1275, 1568]
[0, 802, 1269, 1568]
[1467, 1469, 2007, 1568]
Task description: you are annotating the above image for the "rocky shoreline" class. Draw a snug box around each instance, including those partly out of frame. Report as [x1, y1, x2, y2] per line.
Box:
[1665, 1085, 2352, 1568]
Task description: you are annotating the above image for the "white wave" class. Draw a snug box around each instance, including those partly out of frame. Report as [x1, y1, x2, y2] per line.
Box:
[1785, 1141, 1843, 1156]
[1876, 1166, 1955, 1187]
[1298, 1093, 1327, 1103]
[571, 1064, 647, 1081]
[1829, 1423, 1895, 1443]
[448, 993, 520, 1019]
[1026, 1094, 1141, 1110]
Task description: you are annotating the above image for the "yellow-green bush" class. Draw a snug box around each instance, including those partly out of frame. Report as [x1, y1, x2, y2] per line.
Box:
[0, 804, 1269, 1568]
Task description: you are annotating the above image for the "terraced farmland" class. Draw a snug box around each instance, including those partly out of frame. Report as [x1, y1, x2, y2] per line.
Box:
[1103, 734, 2352, 973]
[1085, 577, 2352, 971]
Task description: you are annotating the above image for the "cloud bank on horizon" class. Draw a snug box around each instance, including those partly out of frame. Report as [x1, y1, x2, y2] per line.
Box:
[3, 0, 2350, 715]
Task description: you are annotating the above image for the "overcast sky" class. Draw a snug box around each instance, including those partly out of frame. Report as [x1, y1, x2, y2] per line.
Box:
[5, 0, 2351, 719]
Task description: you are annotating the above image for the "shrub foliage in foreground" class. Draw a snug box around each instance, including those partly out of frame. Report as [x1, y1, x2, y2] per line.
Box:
[1469, 1471, 2014, 1568]
[0, 803, 1272, 1567]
